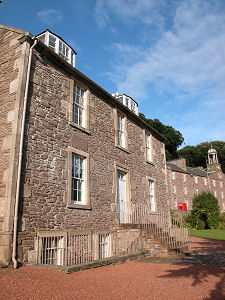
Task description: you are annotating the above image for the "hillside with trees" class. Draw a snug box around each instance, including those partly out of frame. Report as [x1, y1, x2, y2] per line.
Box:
[178, 141, 225, 173]
[139, 114, 225, 172]
[139, 113, 184, 161]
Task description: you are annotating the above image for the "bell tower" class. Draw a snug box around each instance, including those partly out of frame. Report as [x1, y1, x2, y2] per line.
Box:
[207, 147, 221, 172]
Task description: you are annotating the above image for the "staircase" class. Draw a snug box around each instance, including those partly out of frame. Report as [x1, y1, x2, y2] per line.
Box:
[118, 203, 190, 257]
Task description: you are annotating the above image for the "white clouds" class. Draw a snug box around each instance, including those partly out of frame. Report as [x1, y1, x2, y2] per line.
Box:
[105, 0, 225, 144]
[37, 9, 63, 25]
[108, 0, 225, 100]
[94, 0, 165, 29]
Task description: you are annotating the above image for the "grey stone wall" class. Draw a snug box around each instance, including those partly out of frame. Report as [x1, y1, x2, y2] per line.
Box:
[17, 49, 168, 262]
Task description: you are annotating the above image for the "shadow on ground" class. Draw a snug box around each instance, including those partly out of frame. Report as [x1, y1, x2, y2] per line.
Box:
[190, 237, 225, 252]
[158, 264, 225, 300]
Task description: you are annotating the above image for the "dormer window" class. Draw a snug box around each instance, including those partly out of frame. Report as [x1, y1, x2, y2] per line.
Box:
[115, 94, 139, 115]
[36, 30, 77, 68]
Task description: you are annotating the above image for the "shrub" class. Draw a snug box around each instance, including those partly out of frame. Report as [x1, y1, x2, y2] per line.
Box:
[185, 192, 220, 229]
[196, 219, 205, 230]
[219, 213, 225, 230]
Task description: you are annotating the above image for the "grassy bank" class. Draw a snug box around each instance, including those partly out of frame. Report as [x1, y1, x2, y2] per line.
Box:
[190, 229, 225, 240]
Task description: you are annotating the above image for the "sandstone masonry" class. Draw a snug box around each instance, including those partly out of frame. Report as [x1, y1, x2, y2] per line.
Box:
[167, 157, 225, 212]
[0, 25, 168, 264]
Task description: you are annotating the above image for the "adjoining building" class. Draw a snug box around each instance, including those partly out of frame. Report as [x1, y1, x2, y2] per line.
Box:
[167, 148, 225, 212]
[0, 25, 189, 268]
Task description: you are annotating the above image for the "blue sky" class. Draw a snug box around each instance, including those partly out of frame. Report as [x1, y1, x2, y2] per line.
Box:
[1, 0, 225, 147]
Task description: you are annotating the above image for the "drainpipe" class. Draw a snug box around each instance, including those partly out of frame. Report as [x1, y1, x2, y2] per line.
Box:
[12, 38, 37, 269]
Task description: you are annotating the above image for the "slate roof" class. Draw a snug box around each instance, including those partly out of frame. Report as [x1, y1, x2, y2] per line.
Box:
[186, 166, 207, 177]
[167, 162, 207, 177]
[166, 162, 188, 174]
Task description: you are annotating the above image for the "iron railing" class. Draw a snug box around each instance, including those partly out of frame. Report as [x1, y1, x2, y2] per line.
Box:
[118, 202, 190, 250]
[34, 229, 143, 266]
[34, 204, 190, 267]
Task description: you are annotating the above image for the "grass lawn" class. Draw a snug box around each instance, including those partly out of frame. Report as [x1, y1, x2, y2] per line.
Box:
[190, 229, 225, 240]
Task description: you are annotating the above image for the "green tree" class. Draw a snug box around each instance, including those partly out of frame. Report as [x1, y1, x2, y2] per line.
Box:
[139, 113, 184, 160]
[178, 141, 225, 172]
[186, 192, 220, 229]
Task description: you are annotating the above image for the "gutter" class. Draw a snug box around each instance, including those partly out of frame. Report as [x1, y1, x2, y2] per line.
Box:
[12, 38, 37, 269]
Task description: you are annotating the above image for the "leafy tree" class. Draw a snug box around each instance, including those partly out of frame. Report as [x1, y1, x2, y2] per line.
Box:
[139, 113, 184, 160]
[185, 192, 220, 229]
[178, 141, 225, 173]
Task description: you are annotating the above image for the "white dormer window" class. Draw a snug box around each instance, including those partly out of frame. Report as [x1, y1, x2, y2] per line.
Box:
[36, 30, 76, 67]
[115, 94, 139, 115]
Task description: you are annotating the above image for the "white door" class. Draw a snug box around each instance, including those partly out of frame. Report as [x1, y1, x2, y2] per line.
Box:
[117, 171, 127, 223]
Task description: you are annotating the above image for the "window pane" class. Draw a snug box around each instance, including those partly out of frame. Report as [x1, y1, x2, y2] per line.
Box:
[78, 190, 82, 202]
[71, 155, 85, 204]
[73, 85, 85, 126]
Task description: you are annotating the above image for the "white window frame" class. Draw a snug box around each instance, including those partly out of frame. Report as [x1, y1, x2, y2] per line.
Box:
[195, 176, 198, 184]
[67, 147, 90, 209]
[204, 178, 207, 185]
[172, 172, 175, 180]
[115, 110, 128, 150]
[145, 133, 152, 162]
[185, 199, 188, 209]
[73, 84, 85, 127]
[71, 154, 86, 205]
[117, 114, 125, 147]
[222, 192, 224, 199]
[173, 184, 176, 194]
[220, 182, 223, 188]
[174, 198, 177, 209]
[184, 186, 187, 194]
[214, 191, 217, 197]
[184, 174, 186, 182]
[69, 79, 90, 133]
[148, 180, 156, 212]
[213, 179, 216, 187]
[196, 188, 199, 195]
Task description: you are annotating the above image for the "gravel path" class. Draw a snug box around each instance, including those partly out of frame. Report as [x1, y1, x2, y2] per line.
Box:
[0, 237, 224, 300]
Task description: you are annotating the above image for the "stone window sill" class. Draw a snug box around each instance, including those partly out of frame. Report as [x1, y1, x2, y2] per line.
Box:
[146, 160, 155, 166]
[68, 203, 92, 210]
[69, 121, 91, 135]
[149, 211, 157, 215]
[116, 145, 130, 154]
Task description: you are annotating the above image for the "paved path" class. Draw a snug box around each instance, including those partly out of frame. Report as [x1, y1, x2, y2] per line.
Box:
[190, 236, 225, 252]
[186, 236, 225, 266]
[141, 236, 225, 267]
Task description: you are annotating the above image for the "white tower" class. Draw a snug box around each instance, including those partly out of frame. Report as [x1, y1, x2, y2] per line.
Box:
[207, 147, 221, 172]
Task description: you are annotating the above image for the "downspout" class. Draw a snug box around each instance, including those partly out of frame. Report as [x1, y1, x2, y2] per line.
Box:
[12, 38, 37, 269]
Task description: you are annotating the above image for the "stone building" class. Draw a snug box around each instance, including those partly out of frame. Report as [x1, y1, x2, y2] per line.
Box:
[167, 149, 225, 212]
[0, 25, 174, 266]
